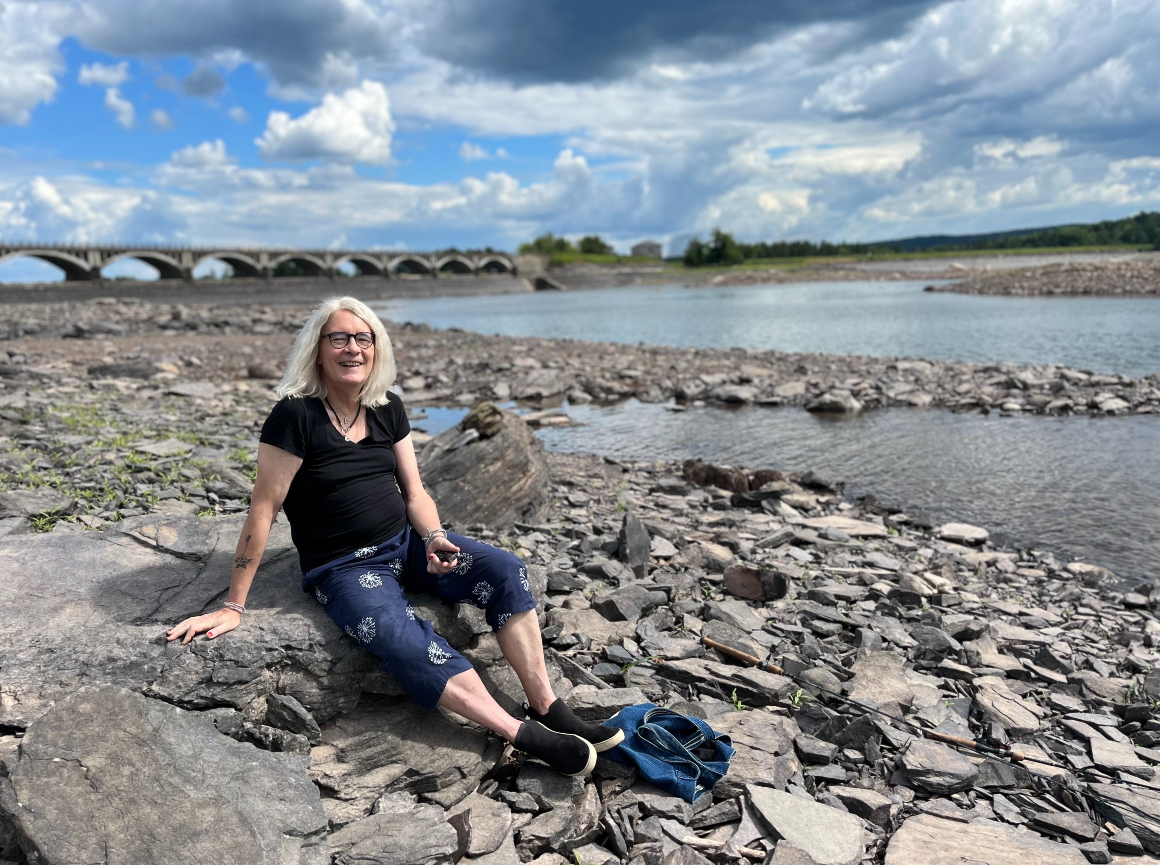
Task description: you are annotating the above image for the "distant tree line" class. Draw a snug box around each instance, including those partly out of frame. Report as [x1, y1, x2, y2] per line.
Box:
[681, 211, 1160, 267]
[935, 211, 1160, 251]
[519, 234, 615, 255]
[683, 229, 874, 266]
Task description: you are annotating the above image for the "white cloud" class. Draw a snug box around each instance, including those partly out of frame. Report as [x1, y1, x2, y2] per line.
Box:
[458, 141, 489, 161]
[168, 139, 231, 168]
[975, 136, 1064, 165]
[255, 80, 394, 164]
[0, 0, 68, 125]
[104, 86, 134, 128]
[78, 61, 128, 88]
[227, 105, 249, 123]
[150, 108, 174, 130]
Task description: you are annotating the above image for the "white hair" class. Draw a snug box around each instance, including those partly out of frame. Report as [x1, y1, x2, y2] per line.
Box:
[276, 296, 397, 408]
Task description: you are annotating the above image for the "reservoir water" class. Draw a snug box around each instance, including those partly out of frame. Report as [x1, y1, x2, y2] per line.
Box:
[379, 280, 1160, 377]
[377, 281, 1159, 580]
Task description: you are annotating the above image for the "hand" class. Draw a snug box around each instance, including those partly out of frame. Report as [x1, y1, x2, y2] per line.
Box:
[426, 534, 462, 574]
[166, 608, 241, 645]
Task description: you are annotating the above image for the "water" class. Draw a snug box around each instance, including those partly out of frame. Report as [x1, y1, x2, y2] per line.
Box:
[535, 401, 1160, 581]
[378, 280, 1160, 377]
[384, 280, 1160, 579]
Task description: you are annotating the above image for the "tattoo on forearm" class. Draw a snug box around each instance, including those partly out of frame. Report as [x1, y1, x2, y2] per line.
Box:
[234, 534, 254, 570]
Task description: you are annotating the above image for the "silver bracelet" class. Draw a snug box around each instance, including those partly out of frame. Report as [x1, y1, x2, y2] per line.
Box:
[223, 601, 245, 615]
[423, 528, 447, 549]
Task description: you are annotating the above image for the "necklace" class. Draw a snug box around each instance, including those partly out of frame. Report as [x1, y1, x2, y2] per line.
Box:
[324, 397, 362, 441]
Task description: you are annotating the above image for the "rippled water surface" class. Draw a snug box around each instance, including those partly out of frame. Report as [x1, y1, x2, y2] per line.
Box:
[386, 281, 1160, 580]
[379, 280, 1160, 377]
[537, 402, 1160, 581]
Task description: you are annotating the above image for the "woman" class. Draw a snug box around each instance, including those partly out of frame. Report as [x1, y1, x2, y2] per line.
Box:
[166, 296, 622, 776]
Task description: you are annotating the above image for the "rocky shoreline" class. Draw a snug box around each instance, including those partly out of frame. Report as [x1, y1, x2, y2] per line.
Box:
[2, 404, 1160, 863]
[1, 300, 1156, 428]
[0, 295, 1159, 863]
[925, 258, 1160, 297]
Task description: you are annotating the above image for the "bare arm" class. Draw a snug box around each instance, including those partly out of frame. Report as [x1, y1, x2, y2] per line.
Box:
[166, 443, 302, 644]
[393, 433, 459, 574]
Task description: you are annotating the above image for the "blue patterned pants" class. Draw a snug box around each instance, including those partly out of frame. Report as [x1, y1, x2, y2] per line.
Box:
[302, 525, 536, 709]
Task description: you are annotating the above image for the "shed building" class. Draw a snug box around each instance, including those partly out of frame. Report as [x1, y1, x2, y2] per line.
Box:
[631, 240, 663, 259]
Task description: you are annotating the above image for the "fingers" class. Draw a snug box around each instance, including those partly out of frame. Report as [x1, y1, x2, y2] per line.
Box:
[166, 611, 237, 644]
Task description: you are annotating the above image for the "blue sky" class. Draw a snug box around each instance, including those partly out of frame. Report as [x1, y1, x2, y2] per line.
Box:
[1, 0, 1158, 281]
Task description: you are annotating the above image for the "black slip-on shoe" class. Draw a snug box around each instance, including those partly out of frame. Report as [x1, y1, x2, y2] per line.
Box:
[514, 720, 597, 777]
[526, 699, 626, 753]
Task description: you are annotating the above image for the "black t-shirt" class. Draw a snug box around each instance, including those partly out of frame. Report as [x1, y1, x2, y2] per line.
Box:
[259, 394, 412, 572]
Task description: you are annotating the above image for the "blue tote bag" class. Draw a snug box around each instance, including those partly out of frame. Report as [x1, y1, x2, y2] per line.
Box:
[602, 704, 734, 802]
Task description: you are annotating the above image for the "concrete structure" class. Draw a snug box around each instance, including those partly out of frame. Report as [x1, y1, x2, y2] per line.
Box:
[631, 240, 663, 259]
[0, 243, 517, 282]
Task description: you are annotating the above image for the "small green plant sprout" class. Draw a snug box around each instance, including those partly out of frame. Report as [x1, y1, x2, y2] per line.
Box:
[195, 507, 216, 517]
[789, 688, 809, 709]
[731, 688, 748, 711]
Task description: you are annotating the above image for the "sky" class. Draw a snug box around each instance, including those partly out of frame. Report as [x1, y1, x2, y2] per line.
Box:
[0, 0, 1158, 281]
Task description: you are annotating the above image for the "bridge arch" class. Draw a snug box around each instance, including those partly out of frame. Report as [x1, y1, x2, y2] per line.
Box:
[389, 255, 433, 276]
[195, 252, 265, 279]
[269, 252, 327, 277]
[477, 255, 513, 274]
[335, 254, 384, 277]
[436, 255, 476, 275]
[103, 251, 185, 281]
[0, 249, 94, 281]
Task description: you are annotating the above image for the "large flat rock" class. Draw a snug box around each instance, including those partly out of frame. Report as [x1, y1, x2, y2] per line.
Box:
[0, 684, 328, 865]
[747, 785, 864, 865]
[885, 813, 1086, 864]
[0, 513, 494, 728]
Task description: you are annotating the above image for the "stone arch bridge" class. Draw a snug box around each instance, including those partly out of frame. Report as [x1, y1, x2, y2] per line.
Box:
[0, 243, 518, 282]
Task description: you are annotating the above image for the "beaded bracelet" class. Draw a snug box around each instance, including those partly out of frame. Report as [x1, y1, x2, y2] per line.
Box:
[423, 528, 447, 549]
[223, 601, 245, 615]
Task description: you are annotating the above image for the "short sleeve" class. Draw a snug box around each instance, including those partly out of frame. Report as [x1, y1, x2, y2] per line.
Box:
[383, 391, 411, 443]
[260, 398, 310, 458]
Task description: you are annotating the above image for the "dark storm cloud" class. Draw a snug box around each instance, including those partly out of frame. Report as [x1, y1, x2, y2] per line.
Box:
[420, 0, 939, 83]
[181, 66, 225, 98]
[78, 0, 393, 86]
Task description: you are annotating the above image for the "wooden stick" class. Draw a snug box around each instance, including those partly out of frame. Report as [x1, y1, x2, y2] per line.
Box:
[922, 729, 1025, 762]
[701, 637, 785, 675]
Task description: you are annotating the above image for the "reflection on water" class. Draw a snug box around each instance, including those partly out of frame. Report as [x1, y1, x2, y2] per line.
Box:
[379, 280, 1160, 377]
[535, 401, 1160, 581]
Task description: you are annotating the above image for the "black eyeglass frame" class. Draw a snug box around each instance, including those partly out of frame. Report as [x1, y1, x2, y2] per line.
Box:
[322, 331, 376, 349]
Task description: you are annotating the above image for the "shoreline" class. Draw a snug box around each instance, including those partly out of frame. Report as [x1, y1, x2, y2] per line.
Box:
[2, 297, 1160, 861]
[2, 298, 1156, 417]
[3, 249, 1157, 303]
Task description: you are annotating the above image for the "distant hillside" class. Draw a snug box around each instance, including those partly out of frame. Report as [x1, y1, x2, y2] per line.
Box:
[877, 211, 1160, 252]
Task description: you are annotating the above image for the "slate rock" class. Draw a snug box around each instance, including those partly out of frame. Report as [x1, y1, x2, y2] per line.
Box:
[448, 792, 514, 857]
[309, 698, 498, 823]
[1090, 782, 1160, 853]
[0, 487, 76, 518]
[1107, 826, 1143, 855]
[830, 786, 892, 827]
[722, 563, 788, 602]
[747, 785, 863, 865]
[935, 523, 989, 545]
[419, 406, 550, 530]
[884, 813, 1086, 864]
[264, 692, 322, 744]
[328, 803, 457, 865]
[1030, 811, 1099, 842]
[973, 676, 1042, 736]
[847, 651, 915, 709]
[517, 762, 585, 810]
[0, 685, 328, 865]
[900, 738, 979, 793]
[619, 510, 652, 579]
[567, 687, 646, 723]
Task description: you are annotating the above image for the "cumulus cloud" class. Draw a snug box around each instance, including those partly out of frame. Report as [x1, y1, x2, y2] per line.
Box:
[255, 80, 394, 164]
[227, 105, 249, 123]
[103, 86, 134, 127]
[168, 138, 230, 168]
[458, 141, 507, 161]
[150, 108, 174, 130]
[75, 0, 395, 88]
[77, 60, 128, 87]
[0, 1, 67, 125]
[181, 65, 225, 98]
[420, 0, 940, 83]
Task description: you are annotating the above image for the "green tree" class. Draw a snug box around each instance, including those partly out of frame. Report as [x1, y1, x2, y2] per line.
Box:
[683, 237, 706, 266]
[707, 229, 744, 266]
[518, 233, 575, 255]
[577, 235, 613, 255]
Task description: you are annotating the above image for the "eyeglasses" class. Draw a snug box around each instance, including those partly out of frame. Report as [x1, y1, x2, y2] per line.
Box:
[323, 331, 375, 349]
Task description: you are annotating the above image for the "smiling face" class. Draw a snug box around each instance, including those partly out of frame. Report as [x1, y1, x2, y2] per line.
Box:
[317, 309, 375, 396]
